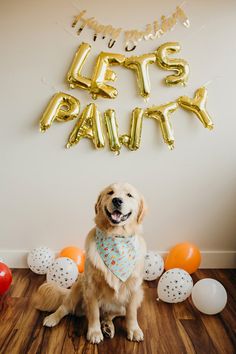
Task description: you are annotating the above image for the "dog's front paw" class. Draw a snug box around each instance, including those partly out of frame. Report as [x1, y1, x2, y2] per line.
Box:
[87, 328, 103, 344]
[43, 314, 60, 327]
[101, 320, 115, 338]
[127, 326, 144, 342]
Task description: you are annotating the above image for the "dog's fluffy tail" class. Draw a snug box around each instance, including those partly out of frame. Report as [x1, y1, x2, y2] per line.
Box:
[33, 282, 69, 312]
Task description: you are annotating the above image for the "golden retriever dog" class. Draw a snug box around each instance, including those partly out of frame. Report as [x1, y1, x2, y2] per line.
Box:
[34, 182, 147, 344]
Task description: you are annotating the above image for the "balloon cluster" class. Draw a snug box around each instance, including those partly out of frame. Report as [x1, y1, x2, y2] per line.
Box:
[27, 246, 85, 288]
[39, 41, 214, 153]
[144, 243, 227, 315]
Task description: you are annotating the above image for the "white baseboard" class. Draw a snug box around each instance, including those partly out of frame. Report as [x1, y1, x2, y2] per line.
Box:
[0, 250, 235, 269]
[0, 250, 29, 268]
[158, 250, 236, 269]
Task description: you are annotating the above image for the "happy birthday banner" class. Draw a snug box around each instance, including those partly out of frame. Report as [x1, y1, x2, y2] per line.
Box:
[71, 5, 190, 51]
[39, 41, 214, 154]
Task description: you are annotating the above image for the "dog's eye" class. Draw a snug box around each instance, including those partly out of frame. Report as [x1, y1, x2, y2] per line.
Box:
[127, 193, 133, 198]
[107, 191, 114, 195]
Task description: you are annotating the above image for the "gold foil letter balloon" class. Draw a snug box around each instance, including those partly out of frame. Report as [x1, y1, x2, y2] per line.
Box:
[104, 109, 121, 154]
[120, 108, 144, 151]
[124, 54, 156, 100]
[67, 42, 92, 90]
[66, 103, 105, 149]
[91, 52, 125, 99]
[145, 102, 179, 149]
[39, 92, 80, 132]
[178, 87, 214, 130]
[155, 42, 189, 86]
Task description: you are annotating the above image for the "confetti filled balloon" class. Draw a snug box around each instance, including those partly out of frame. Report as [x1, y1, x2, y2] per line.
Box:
[157, 268, 193, 303]
[46, 257, 78, 288]
[191, 279, 227, 315]
[59, 246, 85, 273]
[27, 247, 55, 275]
[0, 262, 12, 295]
[144, 251, 164, 281]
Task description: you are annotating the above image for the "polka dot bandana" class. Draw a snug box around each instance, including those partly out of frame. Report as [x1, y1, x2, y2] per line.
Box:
[96, 228, 137, 282]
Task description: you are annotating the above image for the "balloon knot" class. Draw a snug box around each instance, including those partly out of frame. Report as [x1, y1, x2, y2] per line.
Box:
[40, 126, 47, 133]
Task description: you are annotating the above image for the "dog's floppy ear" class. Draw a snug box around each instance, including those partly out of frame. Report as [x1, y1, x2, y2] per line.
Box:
[95, 193, 102, 215]
[137, 196, 147, 224]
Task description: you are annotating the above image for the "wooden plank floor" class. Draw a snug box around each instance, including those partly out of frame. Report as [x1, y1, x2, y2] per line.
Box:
[0, 269, 235, 354]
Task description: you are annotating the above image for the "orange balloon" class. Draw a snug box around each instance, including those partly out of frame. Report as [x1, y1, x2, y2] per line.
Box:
[59, 246, 85, 273]
[165, 242, 201, 274]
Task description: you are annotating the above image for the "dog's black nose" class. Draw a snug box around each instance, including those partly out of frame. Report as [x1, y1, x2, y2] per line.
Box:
[112, 197, 123, 208]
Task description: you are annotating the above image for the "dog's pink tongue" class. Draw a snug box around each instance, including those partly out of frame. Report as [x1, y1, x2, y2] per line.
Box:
[112, 211, 122, 222]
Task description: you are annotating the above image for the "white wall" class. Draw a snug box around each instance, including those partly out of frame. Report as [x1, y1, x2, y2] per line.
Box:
[0, 0, 236, 267]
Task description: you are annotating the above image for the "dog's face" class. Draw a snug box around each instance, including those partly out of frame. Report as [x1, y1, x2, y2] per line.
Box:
[95, 183, 146, 228]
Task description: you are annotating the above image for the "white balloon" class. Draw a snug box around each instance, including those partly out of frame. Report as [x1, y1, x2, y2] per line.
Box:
[27, 247, 55, 274]
[144, 251, 164, 281]
[47, 257, 78, 288]
[157, 268, 193, 303]
[191, 278, 227, 315]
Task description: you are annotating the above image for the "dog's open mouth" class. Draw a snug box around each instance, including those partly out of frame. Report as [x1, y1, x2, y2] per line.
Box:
[105, 207, 132, 224]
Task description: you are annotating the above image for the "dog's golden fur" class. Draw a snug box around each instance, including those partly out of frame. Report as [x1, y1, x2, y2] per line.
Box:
[33, 182, 147, 343]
